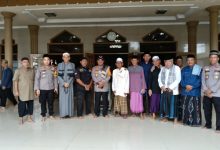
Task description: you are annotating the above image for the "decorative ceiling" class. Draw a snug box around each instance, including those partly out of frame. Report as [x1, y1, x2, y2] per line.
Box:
[0, 0, 219, 28]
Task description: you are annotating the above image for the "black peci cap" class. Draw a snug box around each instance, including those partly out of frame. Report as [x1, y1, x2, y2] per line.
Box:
[143, 51, 151, 56]
[80, 57, 88, 61]
[164, 55, 174, 61]
[175, 55, 183, 60]
[131, 55, 139, 59]
[43, 54, 50, 59]
[187, 54, 196, 59]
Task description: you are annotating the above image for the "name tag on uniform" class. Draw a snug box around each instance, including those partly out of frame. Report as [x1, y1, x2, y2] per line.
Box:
[204, 68, 210, 79]
[214, 70, 220, 80]
[101, 70, 106, 79]
[41, 71, 46, 78]
[95, 70, 99, 77]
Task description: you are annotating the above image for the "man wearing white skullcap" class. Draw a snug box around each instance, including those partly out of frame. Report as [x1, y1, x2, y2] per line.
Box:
[148, 56, 162, 119]
[62, 52, 70, 57]
[112, 58, 129, 118]
[57, 52, 75, 118]
[152, 56, 160, 61]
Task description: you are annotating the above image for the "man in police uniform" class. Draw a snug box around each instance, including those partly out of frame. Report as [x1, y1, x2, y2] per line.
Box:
[202, 50, 220, 132]
[92, 56, 111, 117]
[34, 54, 58, 121]
[75, 57, 93, 118]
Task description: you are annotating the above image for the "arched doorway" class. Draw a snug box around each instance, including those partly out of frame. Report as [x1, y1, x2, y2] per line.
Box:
[86, 29, 130, 111]
[47, 30, 84, 67]
[87, 29, 129, 70]
[140, 28, 177, 63]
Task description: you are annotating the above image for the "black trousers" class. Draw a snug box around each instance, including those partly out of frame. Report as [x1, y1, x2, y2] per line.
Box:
[143, 91, 150, 115]
[0, 88, 17, 107]
[177, 94, 183, 121]
[203, 96, 220, 130]
[18, 98, 34, 117]
[94, 92, 108, 117]
[39, 90, 54, 117]
[77, 89, 91, 117]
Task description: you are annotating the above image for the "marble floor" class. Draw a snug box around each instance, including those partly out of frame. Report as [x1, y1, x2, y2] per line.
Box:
[0, 101, 220, 150]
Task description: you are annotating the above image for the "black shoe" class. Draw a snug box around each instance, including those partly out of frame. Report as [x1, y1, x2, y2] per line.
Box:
[204, 125, 212, 129]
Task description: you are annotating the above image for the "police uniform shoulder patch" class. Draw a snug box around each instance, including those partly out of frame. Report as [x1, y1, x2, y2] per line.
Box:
[51, 66, 55, 71]
[79, 68, 84, 72]
[214, 67, 220, 80]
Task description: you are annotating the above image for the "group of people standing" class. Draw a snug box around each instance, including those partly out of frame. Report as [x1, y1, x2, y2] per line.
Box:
[0, 50, 220, 133]
[138, 50, 220, 132]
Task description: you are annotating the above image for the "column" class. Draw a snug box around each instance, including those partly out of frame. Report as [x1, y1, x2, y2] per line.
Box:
[1, 11, 16, 68]
[28, 25, 39, 54]
[207, 6, 219, 50]
[186, 21, 199, 55]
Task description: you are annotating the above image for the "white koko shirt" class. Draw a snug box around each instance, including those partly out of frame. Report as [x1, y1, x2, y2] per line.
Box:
[158, 65, 181, 95]
[112, 67, 129, 97]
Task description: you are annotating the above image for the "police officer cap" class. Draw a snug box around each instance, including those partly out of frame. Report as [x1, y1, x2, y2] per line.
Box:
[209, 50, 220, 56]
[97, 56, 104, 61]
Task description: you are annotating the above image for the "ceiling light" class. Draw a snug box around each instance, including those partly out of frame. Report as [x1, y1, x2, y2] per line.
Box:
[156, 9, 167, 15]
[44, 13, 57, 17]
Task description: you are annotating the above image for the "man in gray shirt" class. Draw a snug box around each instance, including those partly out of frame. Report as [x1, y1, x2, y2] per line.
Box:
[34, 54, 58, 121]
[202, 50, 220, 132]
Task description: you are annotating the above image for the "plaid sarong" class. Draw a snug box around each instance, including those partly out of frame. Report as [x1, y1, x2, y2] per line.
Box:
[114, 96, 128, 115]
